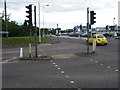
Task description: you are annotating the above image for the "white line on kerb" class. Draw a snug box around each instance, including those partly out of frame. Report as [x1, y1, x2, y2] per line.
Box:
[2, 57, 17, 63]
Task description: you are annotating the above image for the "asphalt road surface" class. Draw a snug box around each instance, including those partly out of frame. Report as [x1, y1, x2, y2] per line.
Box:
[2, 36, 119, 89]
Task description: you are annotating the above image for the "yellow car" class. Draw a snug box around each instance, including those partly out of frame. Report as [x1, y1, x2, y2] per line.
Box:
[87, 34, 108, 45]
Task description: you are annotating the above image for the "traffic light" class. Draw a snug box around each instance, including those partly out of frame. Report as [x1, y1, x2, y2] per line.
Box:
[90, 11, 96, 25]
[106, 25, 109, 30]
[25, 5, 32, 26]
[80, 24, 82, 30]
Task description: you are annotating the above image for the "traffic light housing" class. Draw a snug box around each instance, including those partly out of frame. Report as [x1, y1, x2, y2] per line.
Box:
[80, 24, 82, 30]
[25, 5, 32, 26]
[90, 11, 96, 25]
[106, 25, 109, 30]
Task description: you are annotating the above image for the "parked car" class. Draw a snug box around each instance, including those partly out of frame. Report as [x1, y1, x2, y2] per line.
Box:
[61, 33, 69, 35]
[81, 33, 88, 37]
[86, 34, 108, 45]
[69, 33, 79, 37]
[103, 33, 112, 37]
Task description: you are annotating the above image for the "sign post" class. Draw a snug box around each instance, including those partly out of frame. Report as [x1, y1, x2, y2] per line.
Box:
[87, 7, 90, 54]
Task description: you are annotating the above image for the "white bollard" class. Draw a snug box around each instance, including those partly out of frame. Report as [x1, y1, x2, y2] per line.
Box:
[20, 48, 23, 57]
[92, 40, 96, 53]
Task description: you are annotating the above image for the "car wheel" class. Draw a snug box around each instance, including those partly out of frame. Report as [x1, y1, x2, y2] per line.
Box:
[104, 43, 107, 45]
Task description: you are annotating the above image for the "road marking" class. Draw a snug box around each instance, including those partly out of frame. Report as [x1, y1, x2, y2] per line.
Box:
[61, 71, 64, 74]
[2, 57, 17, 63]
[65, 76, 69, 78]
[58, 68, 61, 70]
[55, 65, 58, 67]
[53, 63, 56, 65]
[90, 59, 93, 61]
[115, 69, 118, 72]
[70, 80, 74, 84]
[95, 61, 98, 63]
[101, 64, 103, 66]
[50, 60, 53, 62]
[3, 51, 19, 54]
[107, 66, 110, 69]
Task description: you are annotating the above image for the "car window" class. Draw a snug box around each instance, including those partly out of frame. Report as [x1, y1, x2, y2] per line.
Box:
[97, 36, 105, 38]
[91, 36, 96, 38]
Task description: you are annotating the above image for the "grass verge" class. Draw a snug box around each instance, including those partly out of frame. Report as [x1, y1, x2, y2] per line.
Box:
[2, 36, 53, 47]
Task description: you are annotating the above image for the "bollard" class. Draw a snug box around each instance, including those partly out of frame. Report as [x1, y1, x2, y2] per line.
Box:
[29, 43, 32, 57]
[92, 40, 96, 53]
[20, 48, 23, 57]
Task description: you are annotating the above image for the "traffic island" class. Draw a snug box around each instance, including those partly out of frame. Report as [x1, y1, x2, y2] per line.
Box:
[75, 52, 98, 57]
[18, 55, 52, 61]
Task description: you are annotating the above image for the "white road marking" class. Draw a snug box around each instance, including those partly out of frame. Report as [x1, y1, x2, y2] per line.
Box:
[53, 63, 55, 65]
[3, 51, 19, 54]
[95, 61, 98, 63]
[58, 68, 61, 70]
[90, 59, 93, 61]
[50, 60, 53, 62]
[55, 65, 58, 67]
[115, 69, 118, 72]
[107, 66, 110, 69]
[2, 57, 17, 63]
[101, 64, 103, 66]
[70, 80, 74, 84]
[65, 76, 69, 78]
[61, 71, 64, 74]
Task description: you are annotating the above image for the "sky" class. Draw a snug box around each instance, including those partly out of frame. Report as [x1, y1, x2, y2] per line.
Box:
[0, 0, 119, 30]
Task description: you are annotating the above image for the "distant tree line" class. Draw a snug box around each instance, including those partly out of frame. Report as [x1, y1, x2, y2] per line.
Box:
[0, 11, 59, 37]
[1, 17, 56, 37]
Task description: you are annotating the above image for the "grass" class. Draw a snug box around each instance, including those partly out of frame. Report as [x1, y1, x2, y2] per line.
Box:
[2, 36, 53, 47]
[115, 37, 120, 39]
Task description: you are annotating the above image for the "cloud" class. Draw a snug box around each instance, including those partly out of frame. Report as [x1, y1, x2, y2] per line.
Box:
[7, 7, 26, 24]
[1, 0, 119, 30]
[3, 0, 118, 12]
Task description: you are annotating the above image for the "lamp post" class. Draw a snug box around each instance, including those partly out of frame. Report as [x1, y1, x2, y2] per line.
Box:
[38, 2, 41, 43]
[113, 18, 115, 25]
[4, 0, 8, 37]
[113, 18, 116, 37]
[43, 4, 49, 37]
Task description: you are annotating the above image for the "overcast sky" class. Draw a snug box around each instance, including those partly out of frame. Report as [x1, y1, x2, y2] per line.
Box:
[0, 0, 119, 30]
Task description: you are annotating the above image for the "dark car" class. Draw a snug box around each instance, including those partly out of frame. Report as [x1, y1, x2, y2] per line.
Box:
[103, 33, 112, 37]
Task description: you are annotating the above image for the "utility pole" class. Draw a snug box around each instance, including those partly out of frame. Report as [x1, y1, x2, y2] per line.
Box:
[87, 7, 89, 54]
[34, 6, 38, 58]
[4, 0, 8, 37]
[113, 18, 116, 37]
[57, 24, 59, 40]
[38, 2, 41, 43]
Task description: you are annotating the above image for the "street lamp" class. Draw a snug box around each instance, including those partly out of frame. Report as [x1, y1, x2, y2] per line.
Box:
[38, 2, 41, 43]
[113, 18, 115, 25]
[113, 18, 116, 37]
[43, 4, 49, 37]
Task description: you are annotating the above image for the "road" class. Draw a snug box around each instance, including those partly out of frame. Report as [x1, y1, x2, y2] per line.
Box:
[2, 36, 119, 88]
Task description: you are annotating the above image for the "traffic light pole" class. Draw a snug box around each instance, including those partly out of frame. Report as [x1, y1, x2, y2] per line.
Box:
[25, 4, 33, 57]
[4, 0, 8, 38]
[34, 6, 38, 58]
[87, 7, 90, 54]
